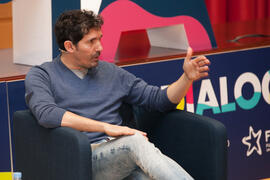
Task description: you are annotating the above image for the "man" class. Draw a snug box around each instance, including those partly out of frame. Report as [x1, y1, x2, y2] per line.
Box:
[25, 10, 210, 180]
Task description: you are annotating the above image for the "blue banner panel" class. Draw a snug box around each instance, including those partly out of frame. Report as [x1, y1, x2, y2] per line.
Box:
[0, 0, 12, 4]
[7, 80, 28, 169]
[7, 80, 28, 123]
[0, 82, 11, 172]
[123, 47, 270, 180]
[191, 48, 270, 180]
[52, 0, 80, 58]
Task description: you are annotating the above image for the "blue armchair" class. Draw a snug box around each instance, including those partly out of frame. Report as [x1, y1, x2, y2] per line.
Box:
[13, 106, 227, 180]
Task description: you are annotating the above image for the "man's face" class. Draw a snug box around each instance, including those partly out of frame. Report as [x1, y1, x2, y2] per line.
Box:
[72, 28, 103, 69]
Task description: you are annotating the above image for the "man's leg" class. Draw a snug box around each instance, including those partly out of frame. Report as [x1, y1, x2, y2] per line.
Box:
[123, 168, 152, 180]
[91, 140, 137, 180]
[92, 133, 193, 180]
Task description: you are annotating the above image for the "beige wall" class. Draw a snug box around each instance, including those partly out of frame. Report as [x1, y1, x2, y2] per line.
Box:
[0, 2, 12, 49]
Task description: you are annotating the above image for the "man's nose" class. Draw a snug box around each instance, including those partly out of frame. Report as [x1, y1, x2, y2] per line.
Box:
[96, 41, 103, 51]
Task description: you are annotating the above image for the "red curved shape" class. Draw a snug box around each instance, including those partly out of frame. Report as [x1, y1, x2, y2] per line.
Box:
[100, 0, 212, 62]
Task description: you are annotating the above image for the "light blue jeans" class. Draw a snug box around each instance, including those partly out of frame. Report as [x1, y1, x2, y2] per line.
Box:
[91, 133, 194, 180]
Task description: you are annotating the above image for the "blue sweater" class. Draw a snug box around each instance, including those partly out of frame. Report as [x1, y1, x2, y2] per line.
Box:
[25, 56, 176, 143]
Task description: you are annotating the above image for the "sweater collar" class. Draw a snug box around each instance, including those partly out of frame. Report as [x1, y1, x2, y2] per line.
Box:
[54, 54, 99, 76]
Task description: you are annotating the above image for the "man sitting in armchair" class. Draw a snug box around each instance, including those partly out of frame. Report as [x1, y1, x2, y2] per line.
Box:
[25, 9, 210, 180]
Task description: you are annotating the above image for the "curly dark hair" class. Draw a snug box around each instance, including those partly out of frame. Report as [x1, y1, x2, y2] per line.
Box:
[54, 9, 104, 51]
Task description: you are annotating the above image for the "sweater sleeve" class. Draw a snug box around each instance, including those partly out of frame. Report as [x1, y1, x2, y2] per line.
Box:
[25, 66, 66, 128]
[118, 67, 177, 112]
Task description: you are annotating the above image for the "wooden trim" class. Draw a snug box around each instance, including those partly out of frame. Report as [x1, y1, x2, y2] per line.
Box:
[0, 75, 26, 82]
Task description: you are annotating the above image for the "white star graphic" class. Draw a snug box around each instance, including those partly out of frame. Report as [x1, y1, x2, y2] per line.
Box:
[242, 126, 262, 157]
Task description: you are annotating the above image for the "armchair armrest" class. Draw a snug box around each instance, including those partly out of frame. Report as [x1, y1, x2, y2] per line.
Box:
[133, 108, 227, 180]
[13, 110, 92, 180]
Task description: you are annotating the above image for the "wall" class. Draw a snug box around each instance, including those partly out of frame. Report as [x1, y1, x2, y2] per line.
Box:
[0, 2, 12, 49]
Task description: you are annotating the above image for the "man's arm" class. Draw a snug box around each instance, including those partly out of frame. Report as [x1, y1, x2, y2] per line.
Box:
[61, 111, 147, 137]
[167, 47, 210, 104]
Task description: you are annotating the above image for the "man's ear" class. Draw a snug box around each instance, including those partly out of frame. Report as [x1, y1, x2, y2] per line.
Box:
[63, 40, 76, 52]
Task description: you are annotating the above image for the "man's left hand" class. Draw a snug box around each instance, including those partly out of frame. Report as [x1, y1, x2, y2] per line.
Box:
[183, 47, 211, 81]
